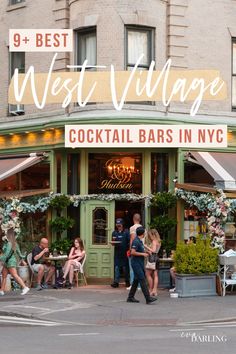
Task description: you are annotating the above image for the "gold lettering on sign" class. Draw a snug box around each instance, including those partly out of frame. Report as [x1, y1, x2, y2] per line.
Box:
[99, 179, 133, 190]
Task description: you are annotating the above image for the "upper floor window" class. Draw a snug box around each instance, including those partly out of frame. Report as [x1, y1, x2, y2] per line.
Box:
[126, 26, 154, 71]
[9, 52, 25, 115]
[233, 39, 236, 110]
[126, 26, 154, 104]
[76, 27, 97, 70]
[9, 0, 25, 5]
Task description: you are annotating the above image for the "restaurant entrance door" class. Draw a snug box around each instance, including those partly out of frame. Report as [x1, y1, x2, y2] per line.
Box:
[82, 200, 115, 282]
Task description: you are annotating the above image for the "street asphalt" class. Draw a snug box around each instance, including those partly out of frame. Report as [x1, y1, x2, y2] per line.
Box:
[0, 285, 236, 353]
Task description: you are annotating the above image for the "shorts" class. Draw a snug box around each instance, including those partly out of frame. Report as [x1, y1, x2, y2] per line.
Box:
[32, 263, 50, 273]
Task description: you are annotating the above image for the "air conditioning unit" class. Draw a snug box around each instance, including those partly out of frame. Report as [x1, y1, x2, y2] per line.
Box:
[9, 104, 25, 116]
[10, 0, 23, 5]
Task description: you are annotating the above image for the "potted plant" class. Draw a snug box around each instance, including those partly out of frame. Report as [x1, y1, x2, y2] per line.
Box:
[49, 195, 74, 240]
[50, 238, 72, 255]
[49, 195, 72, 211]
[49, 216, 75, 236]
[174, 236, 218, 297]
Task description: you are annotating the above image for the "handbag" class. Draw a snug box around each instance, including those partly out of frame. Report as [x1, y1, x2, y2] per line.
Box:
[145, 252, 159, 270]
[146, 260, 156, 270]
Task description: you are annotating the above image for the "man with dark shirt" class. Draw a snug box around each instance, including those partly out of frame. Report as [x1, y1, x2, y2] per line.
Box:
[127, 227, 157, 304]
[31, 238, 55, 290]
[110, 219, 130, 288]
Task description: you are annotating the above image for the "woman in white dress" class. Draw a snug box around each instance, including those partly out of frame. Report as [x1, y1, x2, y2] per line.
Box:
[60, 238, 85, 288]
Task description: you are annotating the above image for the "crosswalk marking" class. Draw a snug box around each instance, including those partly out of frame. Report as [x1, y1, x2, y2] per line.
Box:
[58, 333, 100, 336]
[0, 315, 60, 326]
[206, 324, 236, 328]
[170, 328, 205, 332]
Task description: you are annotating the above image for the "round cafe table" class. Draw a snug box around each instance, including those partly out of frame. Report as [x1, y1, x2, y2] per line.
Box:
[44, 255, 68, 288]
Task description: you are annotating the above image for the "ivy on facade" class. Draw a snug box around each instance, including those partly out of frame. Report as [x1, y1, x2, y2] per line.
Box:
[0, 193, 153, 236]
[1, 190, 235, 253]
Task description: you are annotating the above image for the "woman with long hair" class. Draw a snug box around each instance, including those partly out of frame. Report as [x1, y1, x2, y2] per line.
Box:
[60, 237, 85, 288]
[144, 229, 161, 297]
[0, 228, 30, 296]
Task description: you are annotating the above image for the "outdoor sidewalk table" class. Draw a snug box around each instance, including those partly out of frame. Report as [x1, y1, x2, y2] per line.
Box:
[44, 255, 68, 287]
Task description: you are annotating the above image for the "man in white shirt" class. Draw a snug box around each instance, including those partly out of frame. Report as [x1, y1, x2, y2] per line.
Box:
[127, 213, 144, 290]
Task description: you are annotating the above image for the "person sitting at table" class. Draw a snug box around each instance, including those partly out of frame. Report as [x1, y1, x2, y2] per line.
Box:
[169, 250, 176, 293]
[31, 238, 55, 291]
[59, 238, 86, 289]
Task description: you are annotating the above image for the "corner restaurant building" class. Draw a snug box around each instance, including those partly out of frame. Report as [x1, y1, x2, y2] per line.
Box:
[0, 111, 236, 283]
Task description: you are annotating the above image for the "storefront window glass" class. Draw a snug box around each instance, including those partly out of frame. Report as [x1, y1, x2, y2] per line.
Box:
[184, 162, 214, 185]
[56, 154, 61, 193]
[0, 162, 50, 192]
[67, 205, 80, 239]
[151, 153, 168, 193]
[21, 161, 50, 190]
[19, 211, 47, 252]
[89, 153, 142, 194]
[92, 207, 108, 245]
[184, 208, 208, 242]
[68, 154, 80, 194]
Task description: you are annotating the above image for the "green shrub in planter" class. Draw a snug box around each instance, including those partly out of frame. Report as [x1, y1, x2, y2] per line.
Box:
[174, 236, 218, 275]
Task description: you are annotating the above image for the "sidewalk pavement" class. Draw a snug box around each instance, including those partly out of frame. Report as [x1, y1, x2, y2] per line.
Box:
[1, 285, 236, 327]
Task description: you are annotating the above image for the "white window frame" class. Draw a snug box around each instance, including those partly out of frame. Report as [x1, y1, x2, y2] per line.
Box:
[9, 51, 25, 115]
[75, 27, 97, 71]
[9, 0, 25, 5]
[233, 39, 236, 111]
[125, 26, 155, 105]
[125, 26, 155, 70]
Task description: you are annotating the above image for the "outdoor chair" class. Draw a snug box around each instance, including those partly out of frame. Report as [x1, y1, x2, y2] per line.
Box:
[74, 254, 87, 287]
[27, 253, 36, 287]
[27, 253, 49, 287]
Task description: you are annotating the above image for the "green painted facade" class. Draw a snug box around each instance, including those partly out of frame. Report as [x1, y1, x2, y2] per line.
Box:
[1, 114, 236, 281]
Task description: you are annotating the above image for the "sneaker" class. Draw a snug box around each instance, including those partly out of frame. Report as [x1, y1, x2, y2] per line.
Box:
[127, 285, 141, 290]
[127, 297, 140, 303]
[67, 283, 72, 289]
[57, 278, 66, 285]
[35, 284, 42, 291]
[169, 287, 176, 293]
[110, 282, 119, 288]
[146, 296, 158, 305]
[21, 287, 30, 296]
[41, 283, 48, 289]
[0, 291, 4, 296]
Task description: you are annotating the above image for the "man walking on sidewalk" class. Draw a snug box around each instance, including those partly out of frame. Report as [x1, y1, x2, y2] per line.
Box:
[127, 227, 157, 305]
